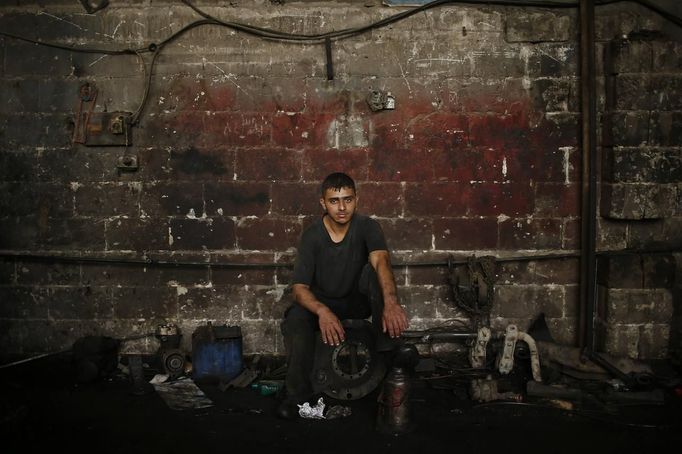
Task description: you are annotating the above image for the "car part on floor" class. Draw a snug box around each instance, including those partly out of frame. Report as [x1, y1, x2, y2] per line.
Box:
[470, 326, 492, 368]
[311, 319, 387, 401]
[470, 375, 522, 402]
[156, 324, 185, 379]
[498, 325, 542, 383]
[376, 344, 419, 434]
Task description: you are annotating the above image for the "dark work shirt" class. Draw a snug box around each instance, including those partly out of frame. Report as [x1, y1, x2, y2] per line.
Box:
[292, 214, 387, 308]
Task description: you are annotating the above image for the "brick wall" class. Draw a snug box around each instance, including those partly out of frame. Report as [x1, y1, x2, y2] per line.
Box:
[597, 19, 682, 359]
[0, 1, 679, 359]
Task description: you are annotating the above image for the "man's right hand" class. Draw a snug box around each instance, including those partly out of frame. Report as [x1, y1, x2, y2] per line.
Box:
[317, 306, 345, 346]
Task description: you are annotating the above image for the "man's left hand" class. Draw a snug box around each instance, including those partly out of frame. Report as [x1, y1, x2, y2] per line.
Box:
[382, 302, 409, 338]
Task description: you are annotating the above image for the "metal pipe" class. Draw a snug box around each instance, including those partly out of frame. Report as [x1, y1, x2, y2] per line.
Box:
[0, 249, 682, 268]
[0, 251, 581, 269]
[401, 331, 477, 342]
[0, 248, 678, 271]
[578, 0, 598, 351]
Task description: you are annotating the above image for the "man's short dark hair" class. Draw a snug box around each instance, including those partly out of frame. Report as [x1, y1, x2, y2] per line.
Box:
[320, 172, 356, 196]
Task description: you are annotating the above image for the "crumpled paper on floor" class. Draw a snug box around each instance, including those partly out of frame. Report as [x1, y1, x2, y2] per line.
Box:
[298, 397, 326, 419]
[298, 397, 352, 420]
[150, 375, 214, 410]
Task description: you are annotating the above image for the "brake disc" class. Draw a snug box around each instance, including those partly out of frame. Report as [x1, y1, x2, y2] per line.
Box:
[311, 320, 387, 400]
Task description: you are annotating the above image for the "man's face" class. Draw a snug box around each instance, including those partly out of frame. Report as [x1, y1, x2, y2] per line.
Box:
[320, 186, 357, 226]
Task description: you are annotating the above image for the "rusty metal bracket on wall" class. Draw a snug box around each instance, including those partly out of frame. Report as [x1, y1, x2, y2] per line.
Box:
[447, 255, 496, 325]
[325, 37, 334, 81]
[72, 82, 98, 145]
[72, 82, 134, 147]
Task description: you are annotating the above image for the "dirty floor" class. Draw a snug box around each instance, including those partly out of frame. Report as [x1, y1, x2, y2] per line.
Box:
[2, 354, 682, 454]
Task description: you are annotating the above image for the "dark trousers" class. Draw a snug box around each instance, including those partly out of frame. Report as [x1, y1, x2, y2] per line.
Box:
[280, 264, 388, 400]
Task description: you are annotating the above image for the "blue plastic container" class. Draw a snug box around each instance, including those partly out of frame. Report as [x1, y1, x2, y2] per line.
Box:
[192, 324, 243, 382]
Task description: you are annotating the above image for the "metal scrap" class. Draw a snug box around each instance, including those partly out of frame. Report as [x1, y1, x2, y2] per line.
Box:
[470, 376, 522, 403]
[298, 397, 326, 419]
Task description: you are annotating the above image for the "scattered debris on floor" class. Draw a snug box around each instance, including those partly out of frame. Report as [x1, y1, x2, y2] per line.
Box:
[325, 404, 352, 419]
[150, 375, 214, 410]
[298, 397, 326, 419]
[298, 397, 352, 420]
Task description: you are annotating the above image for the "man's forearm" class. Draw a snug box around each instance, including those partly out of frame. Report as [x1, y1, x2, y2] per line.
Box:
[369, 249, 408, 337]
[292, 283, 329, 316]
[292, 283, 345, 345]
[377, 262, 399, 305]
[370, 251, 400, 306]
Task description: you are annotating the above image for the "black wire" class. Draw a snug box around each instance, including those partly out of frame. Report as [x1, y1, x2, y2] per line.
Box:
[131, 19, 223, 123]
[0, 30, 138, 55]
[1, 0, 680, 51]
[1, 0, 681, 124]
[131, 50, 150, 125]
[182, 0, 582, 43]
[183, 0, 682, 42]
[131, 49, 159, 125]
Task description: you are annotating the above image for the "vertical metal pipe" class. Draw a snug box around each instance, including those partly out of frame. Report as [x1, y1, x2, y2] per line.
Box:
[578, 0, 598, 351]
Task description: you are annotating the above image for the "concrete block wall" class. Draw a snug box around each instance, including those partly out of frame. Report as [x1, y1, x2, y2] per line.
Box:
[601, 34, 682, 225]
[596, 9, 682, 359]
[0, 1, 679, 358]
[597, 254, 676, 359]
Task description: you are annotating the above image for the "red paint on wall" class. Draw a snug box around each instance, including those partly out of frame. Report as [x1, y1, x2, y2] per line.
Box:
[204, 112, 273, 147]
[301, 148, 370, 181]
[153, 81, 576, 253]
[272, 112, 335, 149]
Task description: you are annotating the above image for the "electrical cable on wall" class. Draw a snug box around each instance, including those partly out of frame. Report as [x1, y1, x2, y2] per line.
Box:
[0, 0, 680, 123]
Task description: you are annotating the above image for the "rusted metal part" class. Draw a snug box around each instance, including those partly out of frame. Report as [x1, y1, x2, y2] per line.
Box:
[470, 376, 522, 403]
[469, 326, 491, 369]
[161, 349, 185, 379]
[517, 332, 542, 383]
[156, 324, 185, 379]
[447, 255, 496, 322]
[81, 112, 133, 147]
[312, 320, 387, 400]
[498, 325, 519, 376]
[376, 366, 413, 434]
[498, 325, 542, 382]
[72, 83, 98, 145]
